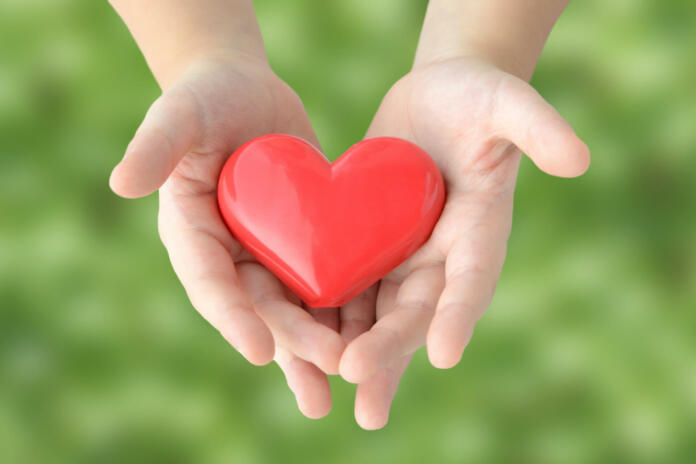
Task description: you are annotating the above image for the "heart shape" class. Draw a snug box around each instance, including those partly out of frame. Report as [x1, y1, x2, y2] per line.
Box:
[218, 134, 445, 307]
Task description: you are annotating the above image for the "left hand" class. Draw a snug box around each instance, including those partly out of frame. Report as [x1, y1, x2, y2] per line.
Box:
[337, 56, 590, 429]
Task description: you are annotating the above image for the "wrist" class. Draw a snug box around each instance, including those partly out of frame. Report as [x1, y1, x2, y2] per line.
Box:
[110, 0, 268, 90]
[413, 0, 570, 81]
[160, 48, 271, 90]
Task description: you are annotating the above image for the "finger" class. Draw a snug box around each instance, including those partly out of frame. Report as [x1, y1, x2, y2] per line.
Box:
[340, 266, 444, 383]
[339, 284, 378, 343]
[159, 212, 275, 366]
[110, 84, 200, 198]
[275, 347, 332, 419]
[354, 355, 412, 430]
[339, 279, 397, 382]
[491, 74, 590, 178]
[237, 262, 345, 375]
[427, 218, 509, 369]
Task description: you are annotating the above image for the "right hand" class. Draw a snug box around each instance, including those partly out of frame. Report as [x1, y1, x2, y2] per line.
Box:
[109, 54, 345, 419]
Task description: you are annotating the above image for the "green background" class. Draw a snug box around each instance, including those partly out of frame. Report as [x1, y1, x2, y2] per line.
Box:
[1, 1, 695, 462]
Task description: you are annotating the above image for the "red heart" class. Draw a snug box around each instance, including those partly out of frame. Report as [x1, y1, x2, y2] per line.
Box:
[217, 134, 445, 307]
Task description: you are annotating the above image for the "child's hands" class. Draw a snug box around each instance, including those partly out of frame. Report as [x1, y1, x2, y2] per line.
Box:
[109, 0, 587, 429]
[331, 0, 588, 429]
[109, 0, 346, 419]
[337, 57, 590, 429]
[109, 55, 345, 417]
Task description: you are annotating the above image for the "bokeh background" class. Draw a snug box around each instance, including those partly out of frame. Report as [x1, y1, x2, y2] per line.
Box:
[1, 0, 695, 462]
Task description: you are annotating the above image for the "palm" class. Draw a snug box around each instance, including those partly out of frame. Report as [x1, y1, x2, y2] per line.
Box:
[372, 59, 522, 343]
[111, 57, 345, 419]
[339, 57, 590, 429]
[112, 56, 588, 429]
[157, 58, 315, 311]
[379, 60, 522, 279]
[159, 58, 311, 288]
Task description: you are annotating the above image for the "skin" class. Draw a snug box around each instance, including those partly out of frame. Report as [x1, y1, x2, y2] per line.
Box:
[109, 0, 589, 429]
[338, 0, 590, 429]
[109, 0, 345, 417]
[339, 57, 589, 429]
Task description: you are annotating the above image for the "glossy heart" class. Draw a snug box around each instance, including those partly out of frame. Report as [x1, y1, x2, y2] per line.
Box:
[217, 134, 445, 307]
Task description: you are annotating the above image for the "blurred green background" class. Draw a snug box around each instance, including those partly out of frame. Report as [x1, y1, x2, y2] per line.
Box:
[1, 0, 695, 462]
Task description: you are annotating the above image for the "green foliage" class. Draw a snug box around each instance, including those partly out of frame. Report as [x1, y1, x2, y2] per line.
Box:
[1, 1, 695, 462]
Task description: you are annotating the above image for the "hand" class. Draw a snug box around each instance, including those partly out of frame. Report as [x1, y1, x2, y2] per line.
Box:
[109, 55, 345, 418]
[338, 57, 590, 428]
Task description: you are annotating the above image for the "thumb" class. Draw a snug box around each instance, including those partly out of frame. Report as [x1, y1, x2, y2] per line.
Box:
[110, 86, 200, 198]
[491, 75, 590, 178]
